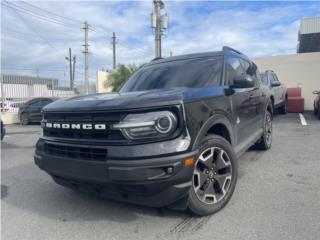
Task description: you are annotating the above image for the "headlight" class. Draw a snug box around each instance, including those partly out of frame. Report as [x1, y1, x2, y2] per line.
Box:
[112, 111, 177, 140]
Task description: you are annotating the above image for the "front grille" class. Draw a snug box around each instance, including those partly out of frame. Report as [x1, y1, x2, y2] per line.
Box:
[43, 111, 126, 142]
[43, 129, 124, 141]
[45, 143, 108, 162]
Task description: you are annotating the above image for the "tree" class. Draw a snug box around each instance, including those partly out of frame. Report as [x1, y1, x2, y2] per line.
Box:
[104, 64, 139, 91]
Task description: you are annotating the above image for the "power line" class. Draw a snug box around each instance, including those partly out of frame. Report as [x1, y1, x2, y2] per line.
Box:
[3, 1, 66, 59]
[117, 43, 151, 57]
[20, 1, 82, 24]
[2, 1, 79, 28]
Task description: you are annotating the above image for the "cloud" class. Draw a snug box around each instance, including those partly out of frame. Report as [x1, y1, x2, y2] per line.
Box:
[1, 1, 320, 83]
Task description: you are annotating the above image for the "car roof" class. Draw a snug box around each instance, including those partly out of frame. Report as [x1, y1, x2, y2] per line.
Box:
[26, 97, 59, 103]
[147, 51, 223, 66]
[146, 46, 251, 67]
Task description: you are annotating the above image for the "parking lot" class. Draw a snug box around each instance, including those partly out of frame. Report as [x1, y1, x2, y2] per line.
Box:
[1, 112, 320, 240]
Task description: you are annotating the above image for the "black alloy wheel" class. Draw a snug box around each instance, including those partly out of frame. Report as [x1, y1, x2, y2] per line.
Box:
[21, 113, 29, 125]
[256, 111, 272, 150]
[188, 135, 237, 216]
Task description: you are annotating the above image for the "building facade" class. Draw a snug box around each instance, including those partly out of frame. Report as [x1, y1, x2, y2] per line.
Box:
[297, 16, 320, 53]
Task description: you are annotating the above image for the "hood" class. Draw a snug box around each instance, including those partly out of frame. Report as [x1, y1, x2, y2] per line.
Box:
[43, 87, 226, 112]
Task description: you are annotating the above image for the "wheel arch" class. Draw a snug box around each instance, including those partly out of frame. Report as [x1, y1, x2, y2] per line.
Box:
[192, 114, 234, 151]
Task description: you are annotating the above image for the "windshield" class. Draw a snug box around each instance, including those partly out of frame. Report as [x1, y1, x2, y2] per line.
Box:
[120, 57, 222, 92]
[260, 73, 269, 86]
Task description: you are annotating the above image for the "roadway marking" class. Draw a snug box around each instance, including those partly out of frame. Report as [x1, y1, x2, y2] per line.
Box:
[299, 113, 307, 126]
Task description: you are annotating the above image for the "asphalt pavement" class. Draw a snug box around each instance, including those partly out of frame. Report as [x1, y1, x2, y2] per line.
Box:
[1, 112, 320, 240]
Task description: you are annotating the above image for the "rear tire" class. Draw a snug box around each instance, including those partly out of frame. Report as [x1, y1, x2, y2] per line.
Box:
[188, 135, 237, 216]
[21, 113, 29, 125]
[256, 111, 272, 150]
[318, 106, 320, 120]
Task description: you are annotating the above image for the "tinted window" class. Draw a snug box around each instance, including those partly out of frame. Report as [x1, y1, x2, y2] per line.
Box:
[272, 73, 279, 82]
[28, 100, 42, 107]
[226, 57, 243, 83]
[226, 56, 259, 86]
[271, 73, 280, 84]
[269, 73, 275, 83]
[260, 73, 268, 85]
[120, 57, 222, 92]
[41, 100, 52, 107]
[225, 56, 248, 84]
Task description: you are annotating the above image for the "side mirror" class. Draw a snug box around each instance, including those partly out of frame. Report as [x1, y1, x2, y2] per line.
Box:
[271, 82, 281, 87]
[313, 90, 320, 94]
[231, 75, 255, 88]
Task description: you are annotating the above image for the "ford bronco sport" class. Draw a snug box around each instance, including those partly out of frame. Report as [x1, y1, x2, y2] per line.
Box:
[35, 47, 273, 216]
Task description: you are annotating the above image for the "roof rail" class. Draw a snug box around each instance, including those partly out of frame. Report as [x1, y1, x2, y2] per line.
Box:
[222, 46, 247, 57]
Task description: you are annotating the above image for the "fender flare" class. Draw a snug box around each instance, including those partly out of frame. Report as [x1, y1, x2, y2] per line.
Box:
[192, 114, 234, 151]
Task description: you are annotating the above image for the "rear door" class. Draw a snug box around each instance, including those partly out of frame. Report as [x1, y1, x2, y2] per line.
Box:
[239, 59, 264, 134]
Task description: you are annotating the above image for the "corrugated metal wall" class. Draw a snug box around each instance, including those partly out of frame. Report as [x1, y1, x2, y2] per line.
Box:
[0, 74, 77, 112]
[300, 16, 320, 34]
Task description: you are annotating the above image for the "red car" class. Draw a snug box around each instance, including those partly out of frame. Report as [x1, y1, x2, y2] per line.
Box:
[313, 90, 320, 119]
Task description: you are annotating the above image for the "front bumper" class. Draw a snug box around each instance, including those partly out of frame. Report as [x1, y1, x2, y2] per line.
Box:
[34, 138, 197, 208]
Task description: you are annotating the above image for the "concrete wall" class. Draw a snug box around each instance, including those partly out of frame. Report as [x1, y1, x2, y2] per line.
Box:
[254, 52, 320, 111]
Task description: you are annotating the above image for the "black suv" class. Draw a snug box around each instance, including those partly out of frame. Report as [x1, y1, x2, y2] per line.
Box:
[35, 47, 273, 216]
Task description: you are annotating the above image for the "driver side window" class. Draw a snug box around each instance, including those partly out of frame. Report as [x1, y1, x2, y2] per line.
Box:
[225, 56, 246, 85]
[225, 56, 258, 86]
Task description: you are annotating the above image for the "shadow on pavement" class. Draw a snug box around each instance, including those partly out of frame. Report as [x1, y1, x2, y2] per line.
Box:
[2, 161, 191, 223]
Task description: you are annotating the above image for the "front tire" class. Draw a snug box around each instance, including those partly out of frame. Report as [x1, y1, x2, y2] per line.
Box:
[188, 135, 238, 216]
[20, 113, 29, 125]
[256, 111, 272, 150]
[278, 99, 287, 114]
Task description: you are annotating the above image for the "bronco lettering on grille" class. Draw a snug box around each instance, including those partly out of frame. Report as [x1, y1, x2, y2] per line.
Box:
[43, 122, 108, 130]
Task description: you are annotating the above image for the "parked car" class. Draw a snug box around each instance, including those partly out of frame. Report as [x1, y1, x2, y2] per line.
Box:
[19, 97, 59, 125]
[313, 90, 320, 119]
[34, 46, 273, 216]
[1, 120, 5, 141]
[260, 70, 287, 114]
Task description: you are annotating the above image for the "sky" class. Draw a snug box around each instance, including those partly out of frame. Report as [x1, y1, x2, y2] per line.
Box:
[1, 0, 320, 86]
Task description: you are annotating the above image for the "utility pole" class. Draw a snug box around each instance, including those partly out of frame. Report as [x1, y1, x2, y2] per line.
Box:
[170, 51, 173, 57]
[151, 0, 168, 58]
[65, 48, 76, 90]
[66, 48, 72, 89]
[72, 55, 76, 90]
[112, 32, 116, 70]
[82, 21, 89, 94]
